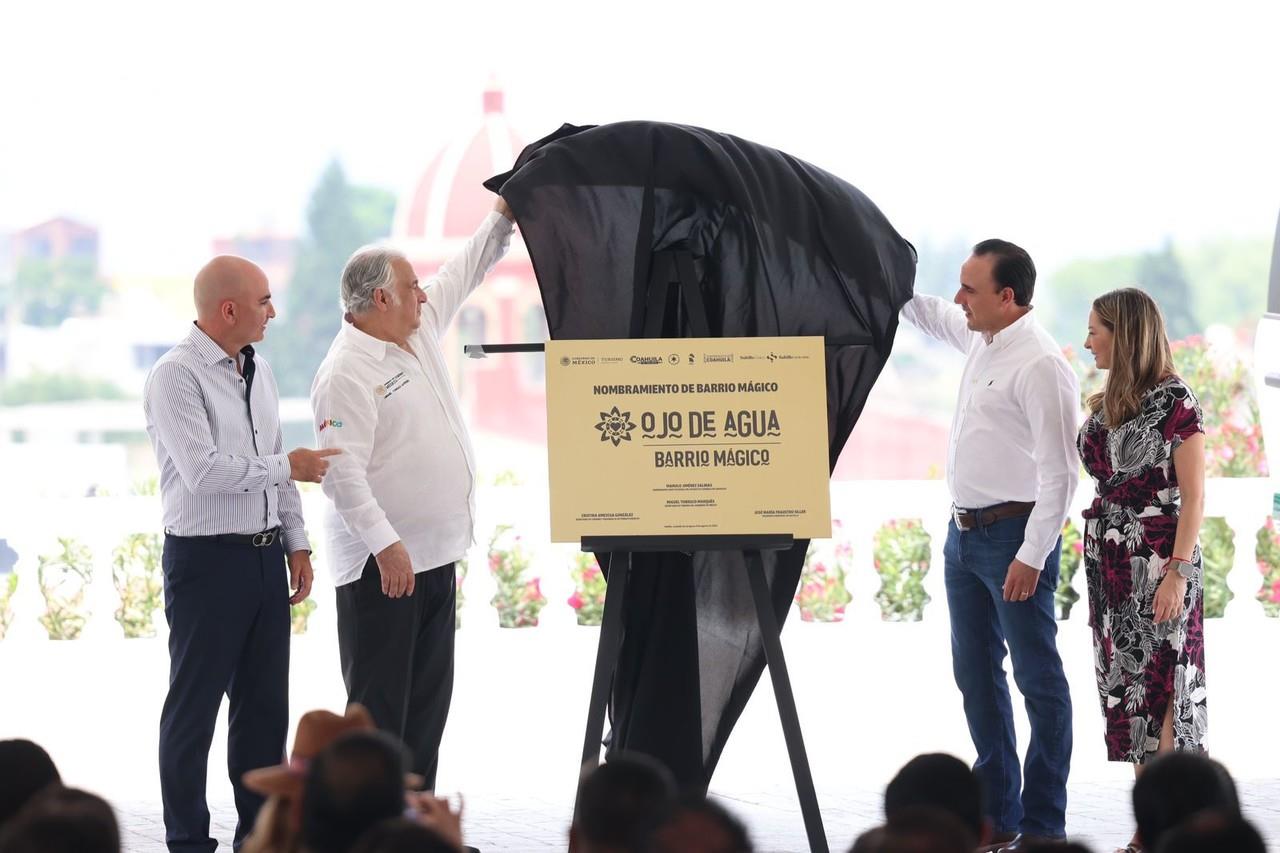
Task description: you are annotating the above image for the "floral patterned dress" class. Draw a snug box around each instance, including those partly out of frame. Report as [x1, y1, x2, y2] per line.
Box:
[1077, 376, 1207, 763]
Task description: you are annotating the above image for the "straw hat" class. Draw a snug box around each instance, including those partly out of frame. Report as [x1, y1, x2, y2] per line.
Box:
[243, 704, 423, 796]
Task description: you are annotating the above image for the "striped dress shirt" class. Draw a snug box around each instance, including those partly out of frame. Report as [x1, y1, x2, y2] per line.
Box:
[143, 323, 309, 553]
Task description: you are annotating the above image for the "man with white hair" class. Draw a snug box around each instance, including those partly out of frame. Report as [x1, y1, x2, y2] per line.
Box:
[310, 196, 515, 786]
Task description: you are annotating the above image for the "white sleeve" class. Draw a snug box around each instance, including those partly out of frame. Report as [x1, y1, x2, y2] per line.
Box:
[1016, 355, 1081, 570]
[899, 293, 976, 354]
[422, 211, 514, 332]
[311, 364, 399, 557]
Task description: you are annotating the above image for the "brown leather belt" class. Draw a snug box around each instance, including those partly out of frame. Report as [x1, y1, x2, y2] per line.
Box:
[952, 501, 1036, 532]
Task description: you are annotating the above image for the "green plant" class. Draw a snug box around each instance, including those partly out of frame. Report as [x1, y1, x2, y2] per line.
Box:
[1171, 336, 1267, 478]
[37, 538, 93, 640]
[111, 533, 163, 638]
[794, 525, 852, 622]
[873, 519, 931, 621]
[455, 556, 468, 629]
[291, 598, 317, 635]
[487, 525, 546, 628]
[1253, 517, 1280, 617]
[1199, 517, 1234, 618]
[1056, 519, 1083, 620]
[0, 573, 17, 640]
[568, 551, 606, 626]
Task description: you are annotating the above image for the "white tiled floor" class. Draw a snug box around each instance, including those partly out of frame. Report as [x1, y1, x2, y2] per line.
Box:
[115, 777, 1280, 852]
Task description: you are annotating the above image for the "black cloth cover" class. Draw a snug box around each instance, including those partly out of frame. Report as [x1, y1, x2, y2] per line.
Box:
[485, 121, 916, 790]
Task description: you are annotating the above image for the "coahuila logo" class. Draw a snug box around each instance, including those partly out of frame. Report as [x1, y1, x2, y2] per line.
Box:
[630, 355, 664, 365]
[595, 406, 637, 446]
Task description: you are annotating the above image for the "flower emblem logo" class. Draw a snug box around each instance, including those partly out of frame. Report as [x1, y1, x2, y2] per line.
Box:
[595, 406, 637, 446]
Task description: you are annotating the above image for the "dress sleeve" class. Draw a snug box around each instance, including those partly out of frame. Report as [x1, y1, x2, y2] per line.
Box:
[1166, 380, 1205, 445]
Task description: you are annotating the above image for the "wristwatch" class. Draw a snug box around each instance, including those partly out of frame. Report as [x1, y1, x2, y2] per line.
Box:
[1168, 558, 1195, 579]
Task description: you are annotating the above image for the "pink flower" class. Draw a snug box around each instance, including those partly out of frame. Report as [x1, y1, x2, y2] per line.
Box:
[568, 592, 584, 609]
[1219, 446, 1235, 461]
[1073, 541, 1084, 554]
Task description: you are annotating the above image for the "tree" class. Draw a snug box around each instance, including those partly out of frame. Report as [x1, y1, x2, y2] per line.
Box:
[265, 160, 396, 396]
[1135, 240, 1199, 339]
[12, 255, 109, 327]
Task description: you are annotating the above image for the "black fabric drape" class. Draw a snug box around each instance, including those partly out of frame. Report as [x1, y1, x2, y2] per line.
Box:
[485, 121, 916, 790]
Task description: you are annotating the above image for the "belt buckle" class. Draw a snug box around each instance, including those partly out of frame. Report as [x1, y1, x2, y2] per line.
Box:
[252, 530, 275, 547]
[952, 505, 967, 530]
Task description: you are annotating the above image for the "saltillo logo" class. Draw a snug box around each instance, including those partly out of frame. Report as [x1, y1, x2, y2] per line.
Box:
[318, 419, 343, 432]
[595, 406, 637, 446]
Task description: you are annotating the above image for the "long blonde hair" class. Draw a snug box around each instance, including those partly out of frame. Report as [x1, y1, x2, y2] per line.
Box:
[1087, 287, 1176, 428]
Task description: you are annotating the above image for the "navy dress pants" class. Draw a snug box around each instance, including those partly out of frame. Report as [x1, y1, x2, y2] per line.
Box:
[158, 535, 289, 853]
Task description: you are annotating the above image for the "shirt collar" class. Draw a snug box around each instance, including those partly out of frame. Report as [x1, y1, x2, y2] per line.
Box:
[188, 322, 237, 366]
[983, 308, 1036, 349]
[343, 321, 395, 361]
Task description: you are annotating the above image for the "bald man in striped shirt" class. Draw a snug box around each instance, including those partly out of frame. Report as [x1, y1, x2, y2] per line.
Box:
[143, 255, 338, 853]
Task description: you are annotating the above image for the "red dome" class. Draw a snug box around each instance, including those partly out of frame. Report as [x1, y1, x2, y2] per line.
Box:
[393, 86, 525, 244]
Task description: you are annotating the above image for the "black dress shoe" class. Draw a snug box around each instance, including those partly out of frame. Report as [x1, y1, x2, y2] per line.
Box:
[997, 834, 1068, 851]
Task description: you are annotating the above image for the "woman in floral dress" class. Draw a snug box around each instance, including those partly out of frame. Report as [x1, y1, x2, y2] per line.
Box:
[1078, 288, 1207, 790]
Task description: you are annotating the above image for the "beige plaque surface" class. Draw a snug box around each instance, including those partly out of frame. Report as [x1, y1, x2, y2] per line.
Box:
[546, 336, 831, 541]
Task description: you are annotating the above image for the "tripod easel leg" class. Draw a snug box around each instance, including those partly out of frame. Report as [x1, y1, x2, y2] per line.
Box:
[572, 552, 631, 827]
[745, 550, 829, 853]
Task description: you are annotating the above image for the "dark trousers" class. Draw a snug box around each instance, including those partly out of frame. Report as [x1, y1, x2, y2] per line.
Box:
[336, 557, 455, 788]
[944, 514, 1073, 839]
[159, 536, 290, 853]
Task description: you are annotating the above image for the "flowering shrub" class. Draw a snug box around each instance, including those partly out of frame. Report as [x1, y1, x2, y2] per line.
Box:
[794, 528, 853, 622]
[454, 557, 468, 630]
[37, 538, 93, 640]
[568, 551, 607, 626]
[487, 525, 546, 628]
[290, 599, 317, 635]
[1200, 517, 1234, 618]
[873, 519, 931, 622]
[112, 533, 163, 638]
[1056, 519, 1083, 620]
[1254, 518, 1280, 617]
[1171, 336, 1267, 477]
[0, 573, 16, 640]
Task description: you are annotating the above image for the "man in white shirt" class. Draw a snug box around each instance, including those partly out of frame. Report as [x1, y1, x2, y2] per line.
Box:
[310, 196, 514, 787]
[900, 239, 1078, 851]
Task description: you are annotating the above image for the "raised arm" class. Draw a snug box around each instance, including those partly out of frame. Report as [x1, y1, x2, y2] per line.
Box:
[899, 293, 976, 354]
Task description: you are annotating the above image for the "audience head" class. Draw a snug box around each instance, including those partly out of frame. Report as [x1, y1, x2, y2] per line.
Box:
[572, 753, 677, 853]
[849, 806, 976, 853]
[884, 753, 988, 845]
[351, 817, 459, 853]
[1132, 753, 1238, 850]
[0, 786, 119, 853]
[1154, 809, 1265, 853]
[0, 740, 60, 827]
[646, 795, 752, 853]
[300, 730, 411, 853]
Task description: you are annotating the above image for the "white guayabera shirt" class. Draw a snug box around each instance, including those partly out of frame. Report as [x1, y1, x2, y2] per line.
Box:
[311, 212, 512, 586]
[901, 293, 1080, 570]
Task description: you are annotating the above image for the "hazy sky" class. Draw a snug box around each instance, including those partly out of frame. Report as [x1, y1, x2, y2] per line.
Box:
[2, 0, 1278, 279]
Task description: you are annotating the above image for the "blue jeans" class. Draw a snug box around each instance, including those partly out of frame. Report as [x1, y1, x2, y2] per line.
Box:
[944, 513, 1072, 838]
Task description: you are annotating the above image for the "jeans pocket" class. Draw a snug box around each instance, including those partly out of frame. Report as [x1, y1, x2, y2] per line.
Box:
[980, 515, 1028, 545]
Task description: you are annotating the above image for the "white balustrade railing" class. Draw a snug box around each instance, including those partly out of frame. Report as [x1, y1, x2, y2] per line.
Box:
[0, 478, 1274, 643]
